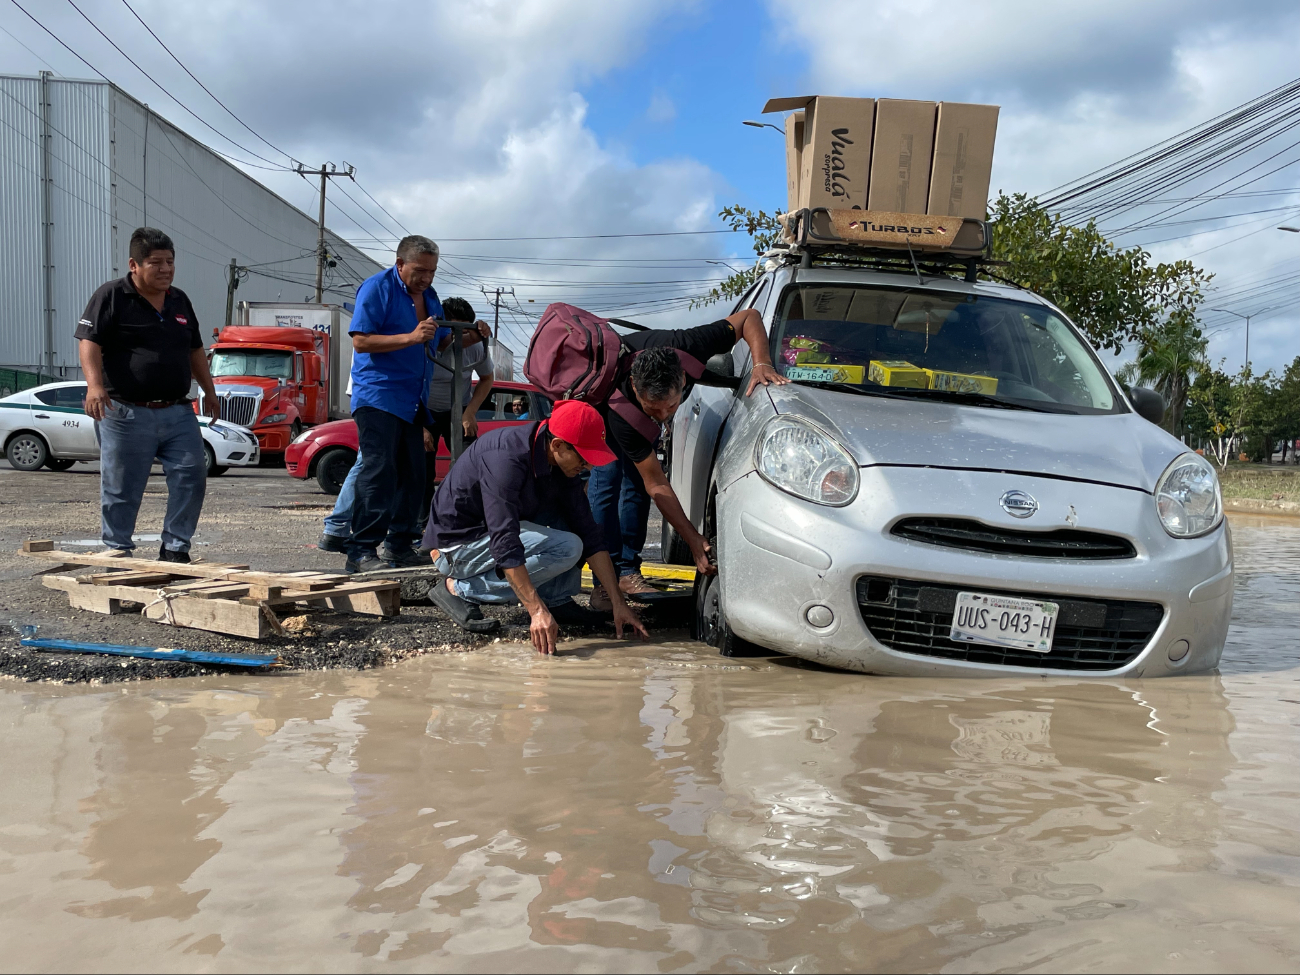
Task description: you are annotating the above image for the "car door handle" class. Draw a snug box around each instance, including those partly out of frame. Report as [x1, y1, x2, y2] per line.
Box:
[33, 413, 50, 419]
[691, 404, 701, 416]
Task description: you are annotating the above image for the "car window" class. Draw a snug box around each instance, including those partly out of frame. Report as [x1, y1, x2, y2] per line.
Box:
[34, 385, 87, 409]
[477, 391, 537, 421]
[771, 284, 1119, 414]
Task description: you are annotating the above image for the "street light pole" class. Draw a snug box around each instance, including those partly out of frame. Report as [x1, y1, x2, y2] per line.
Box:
[742, 120, 784, 135]
[1209, 306, 1275, 372]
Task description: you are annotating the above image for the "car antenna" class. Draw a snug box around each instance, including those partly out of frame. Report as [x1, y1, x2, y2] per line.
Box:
[905, 238, 925, 286]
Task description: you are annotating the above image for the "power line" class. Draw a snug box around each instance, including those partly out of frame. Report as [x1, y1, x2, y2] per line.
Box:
[115, 0, 294, 164]
[6, 0, 287, 171]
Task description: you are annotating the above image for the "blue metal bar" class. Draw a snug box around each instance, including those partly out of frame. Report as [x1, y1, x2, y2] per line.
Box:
[21, 638, 277, 668]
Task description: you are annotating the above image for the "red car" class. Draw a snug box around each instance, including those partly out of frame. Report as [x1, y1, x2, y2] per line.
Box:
[285, 380, 551, 494]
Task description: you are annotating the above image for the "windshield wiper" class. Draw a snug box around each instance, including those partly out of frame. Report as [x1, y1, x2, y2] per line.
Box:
[790, 380, 1067, 413]
[877, 387, 1066, 413]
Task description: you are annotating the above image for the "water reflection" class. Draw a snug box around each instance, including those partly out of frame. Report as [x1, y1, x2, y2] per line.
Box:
[0, 517, 1296, 971]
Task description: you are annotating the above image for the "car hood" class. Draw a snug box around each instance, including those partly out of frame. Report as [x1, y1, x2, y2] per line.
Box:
[766, 384, 1187, 493]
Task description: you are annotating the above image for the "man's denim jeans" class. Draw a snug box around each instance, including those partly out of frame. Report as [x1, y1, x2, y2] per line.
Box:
[436, 521, 583, 606]
[96, 400, 206, 553]
[587, 437, 651, 577]
[323, 451, 362, 537]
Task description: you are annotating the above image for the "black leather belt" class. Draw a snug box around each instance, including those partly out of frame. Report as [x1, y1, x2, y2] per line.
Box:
[122, 399, 190, 408]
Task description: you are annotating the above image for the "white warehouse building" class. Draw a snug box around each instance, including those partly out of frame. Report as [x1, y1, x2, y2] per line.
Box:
[0, 72, 384, 388]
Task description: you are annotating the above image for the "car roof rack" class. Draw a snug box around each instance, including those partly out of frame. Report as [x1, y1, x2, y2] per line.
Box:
[770, 207, 996, 283]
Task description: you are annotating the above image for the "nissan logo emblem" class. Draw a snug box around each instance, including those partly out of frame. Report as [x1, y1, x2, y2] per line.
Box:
[1000, 490, 1039, 518]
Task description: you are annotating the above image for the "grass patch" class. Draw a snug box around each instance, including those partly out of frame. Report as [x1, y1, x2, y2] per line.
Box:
[1215, 463, 1300, 503]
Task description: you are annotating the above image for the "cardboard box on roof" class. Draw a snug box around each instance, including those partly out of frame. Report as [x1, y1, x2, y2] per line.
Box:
[784, 110, 804, 213]
[927, 102, 999, 219]
[868, 99, 936, 212]
[763, 95, 873, 210]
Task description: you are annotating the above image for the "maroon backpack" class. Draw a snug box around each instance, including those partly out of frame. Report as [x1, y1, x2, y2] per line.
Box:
[524, 302, 704, 445]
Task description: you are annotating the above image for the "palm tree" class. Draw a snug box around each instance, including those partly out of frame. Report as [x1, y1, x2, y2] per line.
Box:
[1128, 312, 1208, 439]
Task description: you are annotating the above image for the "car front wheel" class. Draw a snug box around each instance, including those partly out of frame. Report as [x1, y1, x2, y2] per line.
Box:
[6, 433, 48, 471]
[315, 447, 356, 495]
[691, 495, 766, 657]
[204, 444, 228, 477]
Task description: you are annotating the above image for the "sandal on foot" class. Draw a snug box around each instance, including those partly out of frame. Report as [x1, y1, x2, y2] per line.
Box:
[430, 582, 500, 633]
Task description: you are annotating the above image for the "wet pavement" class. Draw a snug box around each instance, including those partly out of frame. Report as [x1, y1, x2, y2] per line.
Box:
[0, 515, 1296, 972]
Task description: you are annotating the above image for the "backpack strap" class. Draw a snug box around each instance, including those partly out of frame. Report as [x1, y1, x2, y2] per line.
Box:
[607, 389, 662, 444]
[602, 348, 707, 448]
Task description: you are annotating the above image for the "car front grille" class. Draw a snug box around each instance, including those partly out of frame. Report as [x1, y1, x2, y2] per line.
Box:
[219, 394, 258, 427]
[892, 517, 1137, 560]
[856, 575, 1163, 671]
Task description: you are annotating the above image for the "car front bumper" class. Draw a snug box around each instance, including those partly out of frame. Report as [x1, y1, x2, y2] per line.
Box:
[210, 430, 260, 467]
[716, 466, 1233, 677]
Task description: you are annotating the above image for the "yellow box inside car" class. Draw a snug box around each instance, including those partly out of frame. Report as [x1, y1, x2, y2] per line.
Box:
[868, 360, 930, 389]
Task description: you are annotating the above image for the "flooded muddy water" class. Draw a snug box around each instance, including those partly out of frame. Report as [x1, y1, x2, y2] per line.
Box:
[1, 516, 1297, 973]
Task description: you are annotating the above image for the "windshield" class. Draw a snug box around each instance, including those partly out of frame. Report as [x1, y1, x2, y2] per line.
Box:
[772, 284, 1119, 414]
[210, 350, 293, 380]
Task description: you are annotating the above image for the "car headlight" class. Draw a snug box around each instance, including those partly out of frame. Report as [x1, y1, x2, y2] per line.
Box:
[262, 413, 288, 424]
[207, 421, 234, 440]
[291, 427, 315, 444]
[756, 415, 859, 506]
[1155, 452, 1222, 537]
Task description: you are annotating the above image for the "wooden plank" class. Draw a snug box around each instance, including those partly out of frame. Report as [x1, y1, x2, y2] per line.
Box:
[267, 579, 400, 605]
[142, 594, 267, 639]
[325, 589, 400, 616]
[20, 549, 342, 589]
[42, 575, 265, 637]
[189, 585, 251, 600]
[90, 570, 177, 587]
[22, 540, 55, 552]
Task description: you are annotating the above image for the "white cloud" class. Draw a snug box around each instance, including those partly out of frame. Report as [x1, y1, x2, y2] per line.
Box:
[646, 90, 677, 124]
[769, 0, 1300, 372]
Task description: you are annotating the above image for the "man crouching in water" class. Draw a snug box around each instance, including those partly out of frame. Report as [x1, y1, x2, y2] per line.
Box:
[422, 399, 648, 653]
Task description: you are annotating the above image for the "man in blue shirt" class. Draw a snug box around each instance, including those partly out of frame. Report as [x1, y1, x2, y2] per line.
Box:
[344, 235, 451, 573]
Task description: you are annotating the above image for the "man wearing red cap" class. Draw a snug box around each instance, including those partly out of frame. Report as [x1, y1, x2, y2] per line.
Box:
[421, 399, 648, 653]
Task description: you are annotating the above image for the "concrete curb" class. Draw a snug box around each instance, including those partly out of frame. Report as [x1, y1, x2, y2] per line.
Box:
[1225, 499, 1300, 517]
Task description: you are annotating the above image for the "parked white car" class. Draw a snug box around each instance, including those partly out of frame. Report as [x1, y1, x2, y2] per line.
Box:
[0, 381, 259, 476]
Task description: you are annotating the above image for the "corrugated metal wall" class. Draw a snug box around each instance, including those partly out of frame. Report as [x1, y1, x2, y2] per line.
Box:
[0, 74, 382, 373]
[0, 75, 53, 371]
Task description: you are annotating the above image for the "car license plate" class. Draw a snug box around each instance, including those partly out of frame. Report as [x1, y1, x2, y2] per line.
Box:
[949, 591, 1058, 653]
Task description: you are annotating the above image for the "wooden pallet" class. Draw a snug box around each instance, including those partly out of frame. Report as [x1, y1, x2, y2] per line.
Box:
[20, 541, 401, 639]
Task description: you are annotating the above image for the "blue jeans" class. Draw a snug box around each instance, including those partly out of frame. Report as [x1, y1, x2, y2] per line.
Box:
[96, 400, 206, 553]
[587, 438, 651, 577]
[436, 522, 583, 606]
[323, 451, 362, 537]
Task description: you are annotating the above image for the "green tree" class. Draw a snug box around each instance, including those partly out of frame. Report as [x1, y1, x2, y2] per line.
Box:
[1126, 312, 1209, 439]
[1187, 365, 1243, 468]
[693, 206, 784, 308]
[987, 193, 1212, 355]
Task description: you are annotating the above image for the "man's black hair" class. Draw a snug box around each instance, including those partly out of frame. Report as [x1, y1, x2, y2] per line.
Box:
[630, 347, 685, 402]
[129, 227, 174, 263]
[441, 296, 475, 322]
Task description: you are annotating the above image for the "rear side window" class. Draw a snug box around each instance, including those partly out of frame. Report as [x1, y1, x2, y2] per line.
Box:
[477, 391, 544, 421]
[35, 385, 88, 409]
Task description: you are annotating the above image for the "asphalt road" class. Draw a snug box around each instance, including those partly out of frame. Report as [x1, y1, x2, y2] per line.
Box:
[0, 459, 684, 682]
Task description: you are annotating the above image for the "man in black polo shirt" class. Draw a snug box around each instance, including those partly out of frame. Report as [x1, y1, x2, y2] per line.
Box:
[76, 227, 220, 562]
[587, 307, 787, 611]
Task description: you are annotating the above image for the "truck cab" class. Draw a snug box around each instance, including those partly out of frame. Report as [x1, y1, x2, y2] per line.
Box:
[202, 302, 353, 455]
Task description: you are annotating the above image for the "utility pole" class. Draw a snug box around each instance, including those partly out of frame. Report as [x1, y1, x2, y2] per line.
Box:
[295, 162, 355, 302]
[481, 286, 515, 339]
[224, 258, 248, 329]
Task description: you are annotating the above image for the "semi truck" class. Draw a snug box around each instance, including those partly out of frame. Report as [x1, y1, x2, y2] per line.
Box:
[200, 301, 353, 455]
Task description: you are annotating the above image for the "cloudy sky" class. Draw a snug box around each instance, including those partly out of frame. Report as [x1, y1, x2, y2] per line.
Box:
[4, 0, 1299, 371]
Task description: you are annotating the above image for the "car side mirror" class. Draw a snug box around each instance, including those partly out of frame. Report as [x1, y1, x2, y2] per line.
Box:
[699, 353, 741, 389]
[1128, 386, 1165, 425]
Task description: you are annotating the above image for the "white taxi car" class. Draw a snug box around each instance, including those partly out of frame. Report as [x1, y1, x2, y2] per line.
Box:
[0, 381, 259, 476]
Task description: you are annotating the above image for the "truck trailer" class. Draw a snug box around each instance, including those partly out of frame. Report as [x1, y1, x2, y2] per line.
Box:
[200, 302, 353, 454]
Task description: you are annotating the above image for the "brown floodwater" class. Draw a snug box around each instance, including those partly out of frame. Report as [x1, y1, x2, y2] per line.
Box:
[1, 516, 1297, 974]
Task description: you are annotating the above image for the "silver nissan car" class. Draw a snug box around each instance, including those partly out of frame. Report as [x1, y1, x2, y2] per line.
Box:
[665, 264, 1232, 677]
